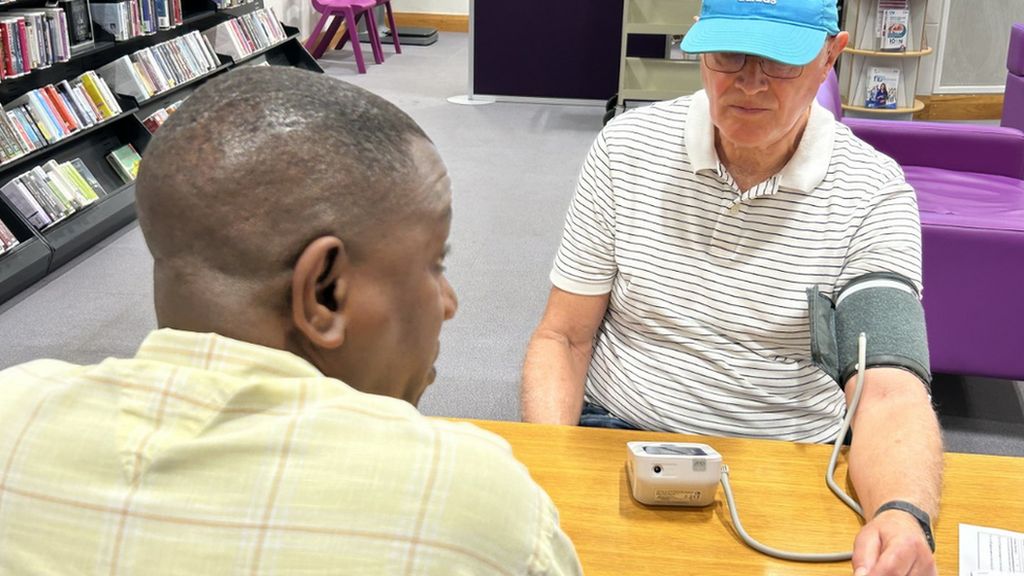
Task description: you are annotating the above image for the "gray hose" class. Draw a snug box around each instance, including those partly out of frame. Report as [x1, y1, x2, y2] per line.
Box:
[717, 333, 868, 562]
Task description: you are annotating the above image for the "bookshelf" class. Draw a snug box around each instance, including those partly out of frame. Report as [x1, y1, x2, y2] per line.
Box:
[838, 0, 931, 118]
[617, 0, 701, 104]
[609, 0, 701, 123]
[0, 0, 322, 305]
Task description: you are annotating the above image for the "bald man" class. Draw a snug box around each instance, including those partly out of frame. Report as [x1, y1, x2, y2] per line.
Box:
[0, 68, 581, 575]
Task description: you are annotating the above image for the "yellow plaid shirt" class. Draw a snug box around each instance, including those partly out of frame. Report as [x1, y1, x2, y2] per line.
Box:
[0, 329, 581, 575]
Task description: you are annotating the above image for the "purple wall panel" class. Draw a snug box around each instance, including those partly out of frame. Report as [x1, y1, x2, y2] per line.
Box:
[473, 1, 631, 100]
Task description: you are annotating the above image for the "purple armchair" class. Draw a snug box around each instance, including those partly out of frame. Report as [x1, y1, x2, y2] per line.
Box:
[1002, 23, 1024, 131]
[816, 70, 1024, 381]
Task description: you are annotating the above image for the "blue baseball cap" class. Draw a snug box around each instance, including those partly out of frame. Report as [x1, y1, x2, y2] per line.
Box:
[680, 0, 841, 66]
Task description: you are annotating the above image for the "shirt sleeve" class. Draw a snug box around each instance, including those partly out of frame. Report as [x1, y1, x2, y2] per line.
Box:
[836, 175, 924, 296]
[550, 130, 617, 296]
[527, 490, 584, 576]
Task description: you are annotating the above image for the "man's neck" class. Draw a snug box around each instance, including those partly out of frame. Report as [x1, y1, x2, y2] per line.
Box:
[715, 107, 811, 193]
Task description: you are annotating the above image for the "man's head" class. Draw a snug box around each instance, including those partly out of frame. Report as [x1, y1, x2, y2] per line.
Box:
[681, 0, 849, 152]
[136, 68, 458, 405]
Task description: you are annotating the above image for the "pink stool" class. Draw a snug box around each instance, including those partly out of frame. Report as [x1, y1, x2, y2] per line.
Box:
[305, 0, 383, 73]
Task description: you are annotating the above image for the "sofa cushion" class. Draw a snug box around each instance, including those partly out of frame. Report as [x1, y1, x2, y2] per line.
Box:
[905, 166, 1024, 232]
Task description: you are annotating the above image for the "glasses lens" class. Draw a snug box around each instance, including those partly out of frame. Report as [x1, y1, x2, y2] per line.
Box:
[761, 60, 803, 79]
[705, 53, 746, 73]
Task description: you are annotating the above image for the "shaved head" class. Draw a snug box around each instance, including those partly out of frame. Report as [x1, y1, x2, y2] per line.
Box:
[136, 67, 444, 337]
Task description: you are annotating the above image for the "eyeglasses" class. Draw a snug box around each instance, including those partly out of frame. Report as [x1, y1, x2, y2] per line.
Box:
[702, 52, 805, 80]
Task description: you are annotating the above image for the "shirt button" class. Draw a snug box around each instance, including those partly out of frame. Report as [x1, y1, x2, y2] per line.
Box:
[728, 204, 741, 214]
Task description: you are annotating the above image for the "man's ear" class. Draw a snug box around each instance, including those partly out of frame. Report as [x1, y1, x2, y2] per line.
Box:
[829, 32, 850, 68]
[291, 236, 350, 349]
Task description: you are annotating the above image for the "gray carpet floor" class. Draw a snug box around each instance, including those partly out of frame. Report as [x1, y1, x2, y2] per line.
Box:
[1, 33, 1021, 456]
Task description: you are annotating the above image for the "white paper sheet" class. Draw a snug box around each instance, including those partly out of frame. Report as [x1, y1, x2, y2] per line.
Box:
[960, 523, 1024, 576]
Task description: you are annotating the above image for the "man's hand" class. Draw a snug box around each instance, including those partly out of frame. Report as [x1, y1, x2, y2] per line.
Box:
[852, 510, 937, 576]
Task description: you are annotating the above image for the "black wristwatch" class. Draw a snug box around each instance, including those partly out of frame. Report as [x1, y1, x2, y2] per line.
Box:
[875, 500, 936, 552]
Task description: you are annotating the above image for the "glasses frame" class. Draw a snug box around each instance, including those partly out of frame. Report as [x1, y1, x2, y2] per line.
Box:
[701, 52, 807, 80]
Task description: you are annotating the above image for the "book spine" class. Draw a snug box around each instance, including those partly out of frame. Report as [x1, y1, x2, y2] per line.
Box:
[19, 102, 56, 144]
[57, 84, 90, 128]
[0, 218, 18, 250]
[8, 110, 42, 150]
[15, 18, 31, 73]
[89, 71, 123, 114]
[23, 170, 69, 220]
[27, 91, 65, 140]
[1, 179, 52, 229]
[59, 162, 98, 201]
[33, 166, 77, 211]
[69, 158, 106, 197]
[41, 85, 79, 133]
[4, 112, 35, 153]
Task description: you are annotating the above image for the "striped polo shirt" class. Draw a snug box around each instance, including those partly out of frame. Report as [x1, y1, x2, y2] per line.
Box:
[551, 90, 922, 443]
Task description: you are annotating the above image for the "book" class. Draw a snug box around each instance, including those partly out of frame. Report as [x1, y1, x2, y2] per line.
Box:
[56, 160, 100, 202]
[0, 218, 19, 252]
[44, 159, 94, 207]
[865, 66, 900, 109]
[58, 0, 93, 51]
[881, 8, 909, 51]
[96, 34, 218, 100]
[68, 158, 107, 197]
[91, 1, 132, 41]
[106, 143, 141, 183]
[141, 97, 184, 132]
[1, 178, 52, 229]
[202, 10, 287, 61]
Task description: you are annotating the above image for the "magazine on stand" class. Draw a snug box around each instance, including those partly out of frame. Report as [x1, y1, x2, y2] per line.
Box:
[874, 0, 908, 47]
[865, 66, 900, 109]
[881, 8, 910, 51]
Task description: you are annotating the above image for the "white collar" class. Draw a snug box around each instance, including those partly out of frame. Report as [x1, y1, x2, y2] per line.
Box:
[684, 89, 836, 193]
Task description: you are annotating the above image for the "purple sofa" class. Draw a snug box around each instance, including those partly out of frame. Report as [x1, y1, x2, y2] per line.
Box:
[816, 71, 1024, 380]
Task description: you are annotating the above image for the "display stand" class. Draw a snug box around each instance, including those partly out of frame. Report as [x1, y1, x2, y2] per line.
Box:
[839, 0, 931, 119]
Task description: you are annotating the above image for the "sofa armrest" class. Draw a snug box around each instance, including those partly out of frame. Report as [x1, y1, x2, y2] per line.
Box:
[842, 117, 1024, 180]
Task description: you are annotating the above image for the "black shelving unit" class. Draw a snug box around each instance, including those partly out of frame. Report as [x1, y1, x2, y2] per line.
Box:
[0, 198, 50, 304]
[0, 0, 324, 305]
[38, 115, 150, 268]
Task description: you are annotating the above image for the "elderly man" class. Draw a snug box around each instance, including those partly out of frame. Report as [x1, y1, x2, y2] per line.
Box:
[522, 1, 940, 575]
[0, 68, 581, 575]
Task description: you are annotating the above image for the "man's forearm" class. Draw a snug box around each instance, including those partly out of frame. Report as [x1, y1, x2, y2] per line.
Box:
[521, 331, 591, 425]
[848, 369, 943, 521]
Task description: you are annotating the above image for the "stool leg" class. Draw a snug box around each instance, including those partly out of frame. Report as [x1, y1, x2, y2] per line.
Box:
[344, 8, 367, 73]
[383, 1, 401, 54]
[306, 13, 331, 58]
[312, 13, 342, 59]
[365, 8, 384, 64]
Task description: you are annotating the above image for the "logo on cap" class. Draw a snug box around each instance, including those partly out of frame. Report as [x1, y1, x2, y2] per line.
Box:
[737, 0, 778, 4]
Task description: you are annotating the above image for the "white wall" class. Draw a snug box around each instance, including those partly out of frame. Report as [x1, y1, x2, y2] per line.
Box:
[934, 0, 1024, 92]
[392, 0, 468, 15]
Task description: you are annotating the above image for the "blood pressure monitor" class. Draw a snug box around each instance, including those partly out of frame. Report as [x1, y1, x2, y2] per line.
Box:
[626, 441, 722, 507]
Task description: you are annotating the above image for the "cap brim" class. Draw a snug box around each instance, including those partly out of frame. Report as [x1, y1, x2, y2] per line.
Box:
[680, 17, 826, 66]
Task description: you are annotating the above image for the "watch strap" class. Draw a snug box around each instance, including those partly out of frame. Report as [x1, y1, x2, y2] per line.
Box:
[875, 500, 936, 552]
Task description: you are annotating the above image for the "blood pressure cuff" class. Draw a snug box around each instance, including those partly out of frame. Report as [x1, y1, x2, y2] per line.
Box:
[807, 272, 931, 390]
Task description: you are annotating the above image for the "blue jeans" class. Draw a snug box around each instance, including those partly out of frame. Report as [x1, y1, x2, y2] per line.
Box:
[579, 402, 639, 430]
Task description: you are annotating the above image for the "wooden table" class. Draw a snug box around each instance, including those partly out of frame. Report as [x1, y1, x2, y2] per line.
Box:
[464, 419, 1024, 575]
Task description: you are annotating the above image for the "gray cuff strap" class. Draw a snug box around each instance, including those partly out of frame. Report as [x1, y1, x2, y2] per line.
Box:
[807, 287, 840, 383]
